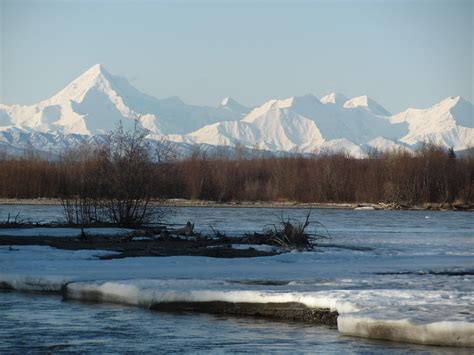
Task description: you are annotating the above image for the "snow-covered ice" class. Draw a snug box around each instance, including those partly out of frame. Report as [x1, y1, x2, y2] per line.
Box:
[231, 244, 279, 253]
[1, 245, 472, 346]
[0, 207, 472, 347]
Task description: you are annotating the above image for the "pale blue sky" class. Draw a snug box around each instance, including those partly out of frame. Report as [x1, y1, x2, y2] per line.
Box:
[1, 0, 472, 113]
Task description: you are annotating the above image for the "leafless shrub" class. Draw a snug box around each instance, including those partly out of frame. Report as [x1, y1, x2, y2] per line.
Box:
[60, 120, 167, 227]
[0, 212, 26, 227]
[237, 211, 329, 250]
[263, 211, 329, 250]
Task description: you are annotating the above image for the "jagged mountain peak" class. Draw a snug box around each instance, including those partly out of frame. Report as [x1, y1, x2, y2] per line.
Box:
[87, 63, 107, 75]
[447, 96, 473, 128]
[48, 64, 118, 105]
[343, 95, 391, 116]
[1, 65, 472, 157]
[72, 63, 109, 80]
[220, 96, 234, 106]
[264, 94, 320, 110]
[432, 96, 472, 127]
[435, 95, 468, 110]
[389, 95, 474, 149]
[242, 94, 321, 124]
[320, 92, 349, 106]
[291, 93, 321, 106]
[0, 64, 246, 136]
[219, 96, 250, 116]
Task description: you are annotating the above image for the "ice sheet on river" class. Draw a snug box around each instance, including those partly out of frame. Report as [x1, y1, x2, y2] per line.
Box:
[0, 244, 473, 347]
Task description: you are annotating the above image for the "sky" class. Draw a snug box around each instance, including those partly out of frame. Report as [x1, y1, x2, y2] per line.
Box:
[0, 0, 472, 113]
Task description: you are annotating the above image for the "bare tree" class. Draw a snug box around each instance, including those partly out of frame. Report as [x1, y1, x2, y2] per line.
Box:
[60, 120, 163, 227]
[155, 136, 179, 163]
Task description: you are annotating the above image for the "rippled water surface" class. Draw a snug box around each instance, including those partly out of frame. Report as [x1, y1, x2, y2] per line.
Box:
[1, 292, 469, 354]
[0, 205, 472, 353]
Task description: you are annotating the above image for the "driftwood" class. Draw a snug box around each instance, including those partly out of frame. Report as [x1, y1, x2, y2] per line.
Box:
[174, 221, 195, 236]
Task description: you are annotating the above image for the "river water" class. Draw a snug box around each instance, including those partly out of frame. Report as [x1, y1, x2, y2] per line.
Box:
[0, 205, 473, 353]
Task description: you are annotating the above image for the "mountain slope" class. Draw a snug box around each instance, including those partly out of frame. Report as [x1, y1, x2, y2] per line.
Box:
[219, 97, 251, 116]
[320, 92, 349, 106]
[170, 93, 472, 155]
[343, 95, 391, 116]
[173, 94, 407, 153]
[1, 65, 142, 135]
[390, 96, 474, 150]
[0, 64, 245, 135]
[1, 65, 472, 157]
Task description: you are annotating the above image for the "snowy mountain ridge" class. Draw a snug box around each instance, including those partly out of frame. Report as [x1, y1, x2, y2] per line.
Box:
[0, 64, 472, 157]
[0, 64, 244, 136]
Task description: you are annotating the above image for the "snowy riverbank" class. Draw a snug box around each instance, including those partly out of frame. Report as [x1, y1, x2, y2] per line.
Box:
[1, 198, 472, 211]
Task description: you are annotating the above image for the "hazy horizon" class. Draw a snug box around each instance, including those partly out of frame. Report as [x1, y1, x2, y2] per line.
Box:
[1, 0, 472, 113]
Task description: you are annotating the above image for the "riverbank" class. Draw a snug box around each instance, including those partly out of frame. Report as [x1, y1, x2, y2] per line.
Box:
[0, 233, 279, 259]
[1, 198, 473, 211]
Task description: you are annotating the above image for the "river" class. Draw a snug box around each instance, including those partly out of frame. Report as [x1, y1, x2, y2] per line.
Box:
[0, 205, 472, 352]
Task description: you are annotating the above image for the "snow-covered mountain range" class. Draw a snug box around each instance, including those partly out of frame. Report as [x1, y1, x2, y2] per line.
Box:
[0, 64, 472, 157]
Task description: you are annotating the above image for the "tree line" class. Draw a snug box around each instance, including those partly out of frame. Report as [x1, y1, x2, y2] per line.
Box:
[0, 137, 473, 207]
